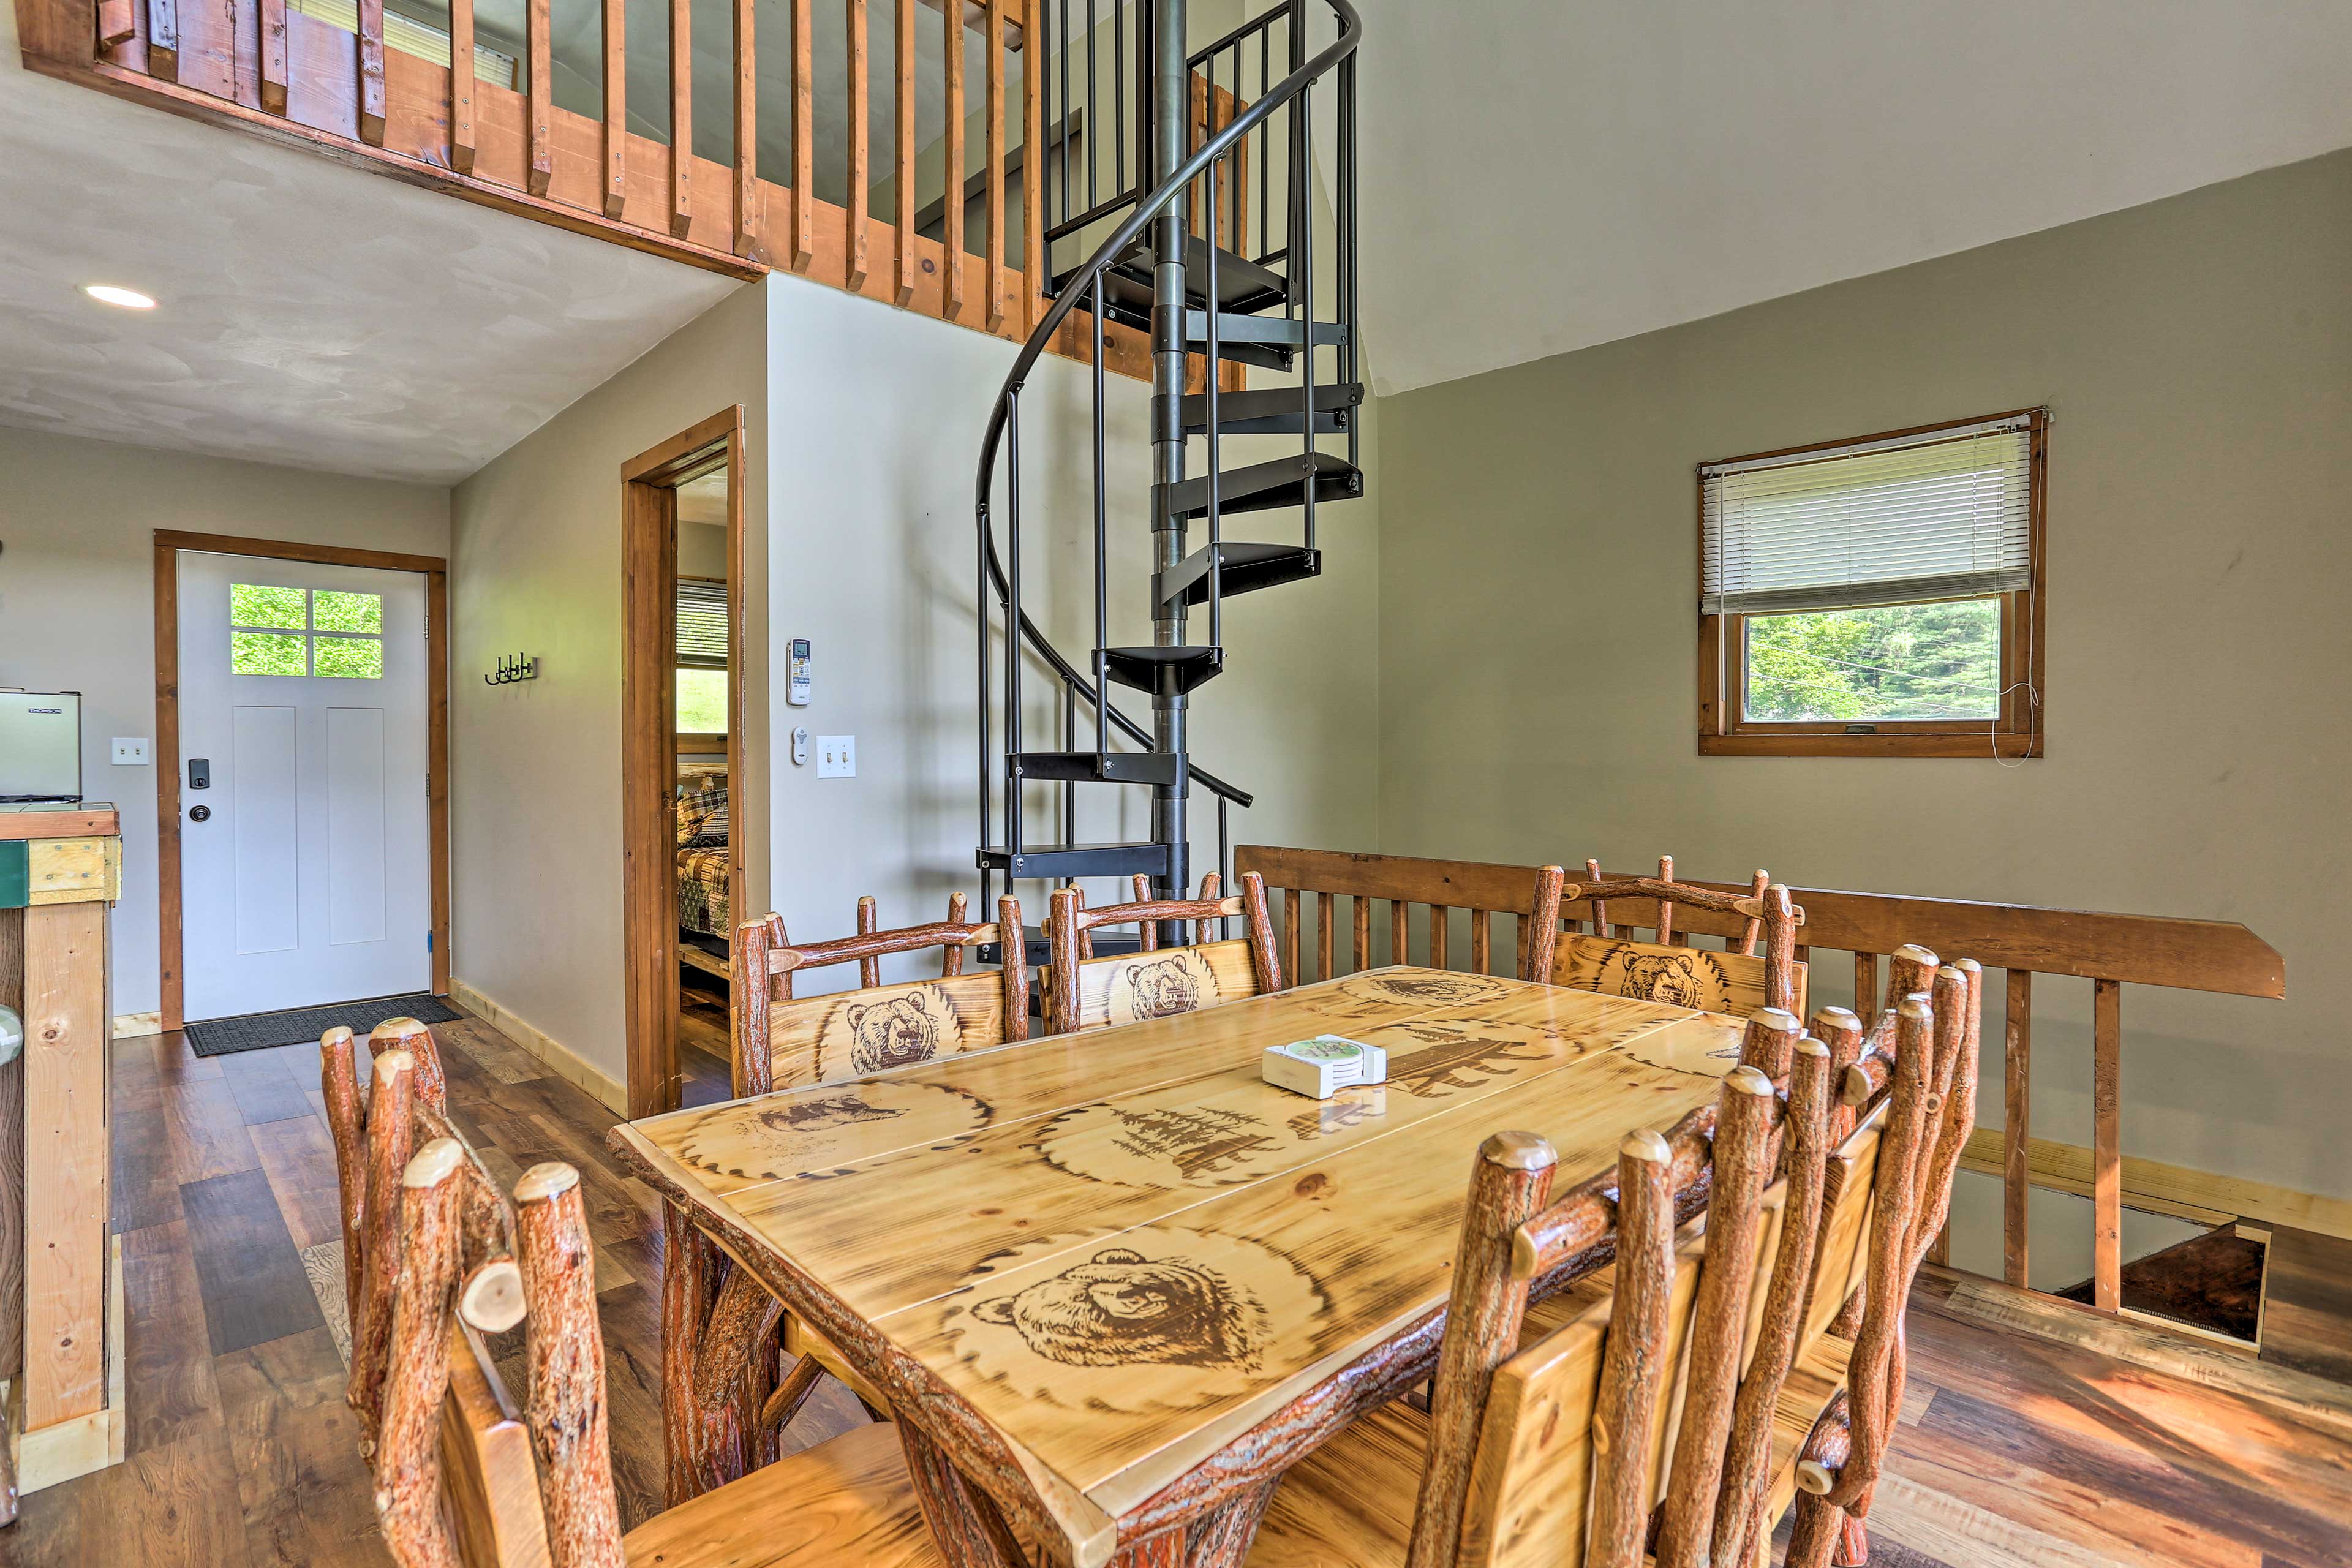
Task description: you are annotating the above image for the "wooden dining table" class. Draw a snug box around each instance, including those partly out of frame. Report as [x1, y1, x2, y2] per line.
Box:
[609, 965, 1746, 1568]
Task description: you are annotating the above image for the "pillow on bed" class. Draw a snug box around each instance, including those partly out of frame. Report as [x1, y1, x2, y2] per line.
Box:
[678, 782, 729, 848]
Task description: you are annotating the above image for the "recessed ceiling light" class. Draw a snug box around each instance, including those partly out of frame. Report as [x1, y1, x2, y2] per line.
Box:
[81, 284, 157, 311]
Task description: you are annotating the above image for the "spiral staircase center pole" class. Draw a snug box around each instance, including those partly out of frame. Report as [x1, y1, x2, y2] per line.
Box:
[1148, 0, 1194, 903]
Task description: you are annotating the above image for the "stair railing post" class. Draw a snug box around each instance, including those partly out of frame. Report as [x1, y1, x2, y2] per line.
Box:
[1206, 156, 1223, 652]
[1005, 388, 1024, 873]
[1339, 44, 1359, 470]
[1093, 270, 1110, 766]
[1149, 0, 1192, 908]
[1297, 74, 1317, 556]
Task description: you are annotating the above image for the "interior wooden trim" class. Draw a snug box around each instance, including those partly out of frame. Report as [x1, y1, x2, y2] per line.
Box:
[1697, 408, 2048, 760]
[675, 733, 729, 755]
[151, 528, 453, 1030]
[621, 406, 747, 1118]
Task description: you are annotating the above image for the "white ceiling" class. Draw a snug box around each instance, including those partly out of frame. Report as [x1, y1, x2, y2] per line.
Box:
[0, 8, 739, 486]
[1354, 0, 2352, 395]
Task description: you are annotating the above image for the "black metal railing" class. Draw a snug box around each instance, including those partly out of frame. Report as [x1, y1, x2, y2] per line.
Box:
[976, 0, 1362, 924]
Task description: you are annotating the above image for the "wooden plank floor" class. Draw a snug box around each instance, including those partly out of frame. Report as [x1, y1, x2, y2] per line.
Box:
[3, 1005, 2347, 1566]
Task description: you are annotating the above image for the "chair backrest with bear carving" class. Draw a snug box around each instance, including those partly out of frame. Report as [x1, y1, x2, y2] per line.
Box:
[1044, 873, 1284, 1035]
[734, 894, 1028, 1096]
[1525, 861, 1809, 1017]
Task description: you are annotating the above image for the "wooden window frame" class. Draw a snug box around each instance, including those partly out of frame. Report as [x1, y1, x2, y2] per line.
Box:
[1697, 407, 2047, 760]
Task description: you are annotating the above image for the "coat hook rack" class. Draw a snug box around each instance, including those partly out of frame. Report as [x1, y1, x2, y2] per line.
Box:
[485, 652, 538, 687]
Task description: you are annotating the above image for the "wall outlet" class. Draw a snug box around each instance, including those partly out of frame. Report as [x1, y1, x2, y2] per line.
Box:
[817, 735, 856, 778]
[111, 737, 149, 764]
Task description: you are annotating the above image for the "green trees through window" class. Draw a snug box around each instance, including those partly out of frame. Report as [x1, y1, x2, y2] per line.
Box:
[1743, 598, 2000, 722]
[229, 584, 384, 678]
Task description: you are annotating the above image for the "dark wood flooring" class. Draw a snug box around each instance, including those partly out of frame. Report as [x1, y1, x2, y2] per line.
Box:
[4, 1008, 2348, 1566]
[2054, 1226, 2266, 1343]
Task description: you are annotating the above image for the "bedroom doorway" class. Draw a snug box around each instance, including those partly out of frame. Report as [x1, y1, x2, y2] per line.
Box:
[620, 409, 746, 1118]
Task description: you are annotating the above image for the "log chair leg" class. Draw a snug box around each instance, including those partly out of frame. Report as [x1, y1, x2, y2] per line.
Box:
[1836, 1513, 1872, 1566]
[898, 1420, 1028, 1568]
[1183, 1477, 1280, 1568]
[1785, 1496, 1845, 1568]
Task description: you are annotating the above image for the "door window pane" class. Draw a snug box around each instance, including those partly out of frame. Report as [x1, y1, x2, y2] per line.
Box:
[230, 583, 308, 629]
[232, 631, 310, 677]
[313, 636, 385, 679]
[1743, 598, 2001, 722]
[312, 590, 383, 633]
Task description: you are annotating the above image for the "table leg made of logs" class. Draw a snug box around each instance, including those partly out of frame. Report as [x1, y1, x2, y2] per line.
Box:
[0, 804, 127, 1521]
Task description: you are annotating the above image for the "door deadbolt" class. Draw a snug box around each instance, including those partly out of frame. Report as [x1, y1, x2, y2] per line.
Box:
[188, 804, 211, 822]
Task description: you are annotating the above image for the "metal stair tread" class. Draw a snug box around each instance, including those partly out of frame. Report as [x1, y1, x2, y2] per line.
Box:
[1154, 541, 1322, 608]
[1169, 382, 1363, 436]
[1009, 750, 1184, 785]
[1162, 451, 1362, 521]
[975, 842, 1175, 879]
[1101, 644, 1226, 696]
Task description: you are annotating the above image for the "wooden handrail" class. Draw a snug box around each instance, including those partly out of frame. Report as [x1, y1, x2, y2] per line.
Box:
[1235, 844, 2288, 1327]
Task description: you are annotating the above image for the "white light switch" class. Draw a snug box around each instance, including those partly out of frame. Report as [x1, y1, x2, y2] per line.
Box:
[112, 737, 150, 764]
[816, 735, 856, 778]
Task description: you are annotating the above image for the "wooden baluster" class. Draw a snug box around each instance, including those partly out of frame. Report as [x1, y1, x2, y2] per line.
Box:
[942, 0, 966, 317]
[147, 0, 178, 81]
[789, 0, 813, 268]
[370, 1017, 447, 1118]
[1654, 854, 1677, 946]
[1431, 903, 1449, 970]
[1585, 858, 1609, 938]
[319, 1027, 366, 1315]
[1406, 1133, 1556, 1568]
[893, 0, 917, 303]
[514, 1164, 627, 1568]
[1390, 900, 1409, 968]
[1913, 962, 1980, 1272]
[1825, 997, 1934, 1514]
[1585, 1129, 1673, 1568]
[1351, 895, 1370, 973]
[1469, 908, 1491, 975]
[1736, 869, 1768, 954]
[846, 0, 872, 290]
[257, 0, 287, 113]
[734, 0, 762, 257]
[998, 895, 1029, 1040]
[1717, 1038, 1834, 1563]
[358, 0, 387, 144]
[857, 895, 881, 987]
[1021, 0, 1045, 330]
[2093, 978, 2122, 1311]
[1316, 891, 1334, 982]
[350, 1048, 417, 1442]
[669, 0, 692, 234]
[2003, 970, 2032, 1287]
[447, 0, 477, 172]
[527, 0, 553, 192]
[96, 0, 135, 47]
[1656, 1065, 1775, 1568]
[983, 0, 1006, 329]
[1282, 889, 1301, 984]
[600, 0, 627, 214]
[373, 1141, 466, 1566]
[1521, 866, 1562, 985]
[1853, 951, 1879, 1022]
[943, 892, 968, 975]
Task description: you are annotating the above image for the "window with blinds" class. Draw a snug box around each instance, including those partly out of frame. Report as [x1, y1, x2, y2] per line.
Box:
[1697, 409, 2046, 758]
[1701, 415, 2035, 616]
[676, 579, 729, 669]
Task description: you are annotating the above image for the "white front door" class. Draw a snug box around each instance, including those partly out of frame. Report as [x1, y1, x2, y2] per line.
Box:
[177, 551, 432, 1020]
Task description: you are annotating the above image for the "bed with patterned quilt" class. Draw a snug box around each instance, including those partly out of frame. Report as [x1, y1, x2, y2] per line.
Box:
[676, 763, 731, 940]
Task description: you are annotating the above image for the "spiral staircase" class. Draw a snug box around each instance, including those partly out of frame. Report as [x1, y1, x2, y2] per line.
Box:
[973, 0, 1363, 938]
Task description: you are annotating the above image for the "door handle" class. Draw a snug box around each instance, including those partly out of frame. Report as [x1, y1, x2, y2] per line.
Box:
[188, 758, 211, 790]
[189, 804, 211, 823]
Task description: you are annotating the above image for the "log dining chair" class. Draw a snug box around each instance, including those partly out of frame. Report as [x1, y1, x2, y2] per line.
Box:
[1525, 859, 1810, 1017]
[367, 1148, 943, 1568]
[1044, 871, 1284, 1035]
[1248, 957, 1978, 1568]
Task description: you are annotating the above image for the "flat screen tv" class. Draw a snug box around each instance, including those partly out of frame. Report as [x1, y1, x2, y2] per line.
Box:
[0, 692, 83, 802]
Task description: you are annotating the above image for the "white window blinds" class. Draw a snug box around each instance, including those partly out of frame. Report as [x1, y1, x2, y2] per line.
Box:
[677, 579, 728, 669]
[1702, 414, 2037, 616]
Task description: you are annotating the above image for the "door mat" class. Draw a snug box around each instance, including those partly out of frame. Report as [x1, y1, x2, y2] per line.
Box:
[184, 993, 464, 1058]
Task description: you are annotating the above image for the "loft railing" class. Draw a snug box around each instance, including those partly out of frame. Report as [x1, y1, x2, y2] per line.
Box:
[1234, 844, 2292, 1332]
[17, 0, 1158, 371]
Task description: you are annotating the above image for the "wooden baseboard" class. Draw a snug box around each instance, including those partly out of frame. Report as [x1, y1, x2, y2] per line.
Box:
[1961, 1128, 2352, 1243]
[109, 1012, 162, 1040]
[16, 1234, 126, 1496]
[449, 978, 628, 1114]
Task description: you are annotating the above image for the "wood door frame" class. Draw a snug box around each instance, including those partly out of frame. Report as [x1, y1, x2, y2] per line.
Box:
[621, 407, 747, 1119]
[152, 529, 452, 1031]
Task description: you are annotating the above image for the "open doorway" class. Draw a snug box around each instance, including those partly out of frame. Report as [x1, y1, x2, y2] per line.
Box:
[620, 410, 746, 1118]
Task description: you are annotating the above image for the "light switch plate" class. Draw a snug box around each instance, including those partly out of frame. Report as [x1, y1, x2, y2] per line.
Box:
[817, 735, 856, 778]
[112, 737, 149, 764]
